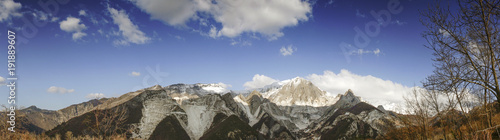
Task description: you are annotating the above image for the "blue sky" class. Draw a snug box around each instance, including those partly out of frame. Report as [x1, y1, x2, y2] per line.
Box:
[0, 0, 439, 110]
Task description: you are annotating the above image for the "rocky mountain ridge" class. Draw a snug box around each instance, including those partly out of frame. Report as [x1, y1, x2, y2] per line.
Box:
[6, 98, 108, 133]
[21, 77, 401, 139]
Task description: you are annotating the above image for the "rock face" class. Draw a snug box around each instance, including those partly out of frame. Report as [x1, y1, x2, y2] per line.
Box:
[304, 102, 401, 139]
[200, 114, 264, 140]
[148, 115, 191, 140]
[40, 78, 401, 139]
[332, 89, 362, 109]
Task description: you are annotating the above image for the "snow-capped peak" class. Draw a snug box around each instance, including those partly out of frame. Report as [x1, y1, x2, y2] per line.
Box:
[287, 77, 308, 87]
[267, 77, 338, 107]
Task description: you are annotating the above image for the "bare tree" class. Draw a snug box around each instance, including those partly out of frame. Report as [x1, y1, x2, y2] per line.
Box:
[84, 105, 128, 138]
[421, 1, 499, 138]
[404, 88, 432, 140]
[421, 0, 500, 104]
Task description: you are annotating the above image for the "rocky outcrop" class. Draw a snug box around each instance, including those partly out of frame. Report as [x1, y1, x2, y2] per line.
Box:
[304, 102, 401, 139]
[331, 89, 362, 109]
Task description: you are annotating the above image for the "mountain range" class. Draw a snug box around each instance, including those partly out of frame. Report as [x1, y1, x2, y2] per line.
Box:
[16, 77, 402, 139]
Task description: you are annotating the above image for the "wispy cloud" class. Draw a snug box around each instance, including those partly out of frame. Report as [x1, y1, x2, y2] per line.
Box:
[392, 20, 407, 26]
[326, 0, 335, 6]
[0, 76, 5, 86]
[47, 86, 75, 94]
[349, 48, 381, 56]
[108, 7, 150, 45]
[79, 10, 86, 16]
[230, 38, 252, 46]
[174, 35, 184, 41]
[130, 71, 141, 76]
[280, 45, 297, 56]
[86, 93, 105, 99]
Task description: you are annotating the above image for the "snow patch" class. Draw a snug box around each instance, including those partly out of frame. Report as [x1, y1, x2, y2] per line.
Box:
[200, 83, 230, 93]
[202, 86, 226, 93]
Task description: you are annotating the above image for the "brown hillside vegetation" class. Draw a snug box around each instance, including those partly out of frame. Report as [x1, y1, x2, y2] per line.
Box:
[384, 102, 500, 140]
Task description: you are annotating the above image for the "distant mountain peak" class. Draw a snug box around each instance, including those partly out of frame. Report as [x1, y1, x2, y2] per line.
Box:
[26, 105, 41, 111]
[332, 89, 362, 109]
[291, 76, 306, 81]
[286, 77, 309, 86]
[148, 85, 163, 90]
[345, 89, 355, 96]
[268, 77, 337, 107]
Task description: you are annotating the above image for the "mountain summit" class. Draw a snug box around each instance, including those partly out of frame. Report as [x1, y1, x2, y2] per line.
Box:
[331, 89, 362, 109]
[266, 77, 338, 107]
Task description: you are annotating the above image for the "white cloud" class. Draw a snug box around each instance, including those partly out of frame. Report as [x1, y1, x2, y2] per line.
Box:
[208, 25, 218, 39]
[131, 0, 311, 40]
[60, 17, 86, 33]
[210, 0, 311, 40]
[306, 70, 415, 111]
[230, 38, 252, 46]
[60, 17, 87, 40]
[72, 32, 87, 40]
[33, 10, 48, 21]
[243, 74, 279, 89]
[350, 48, 381, 56]
[47, 86, 75, 94]
[280, 45, 296, 56]
[51, 17, 59, 22]
[132, 0, 197, 26]
[108, 7, 150, 45]
[32, 10, 60, 23]
[130, 71, 141, 76]
[0, 76, 5, 86]
[218, 82, 232, 89]
[0, 0, 22, 22]
[79, 10, 86, 16]
[86, 93, 105, 99]
[174, 35, 184, 40]
[373, 48, 381, 56]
